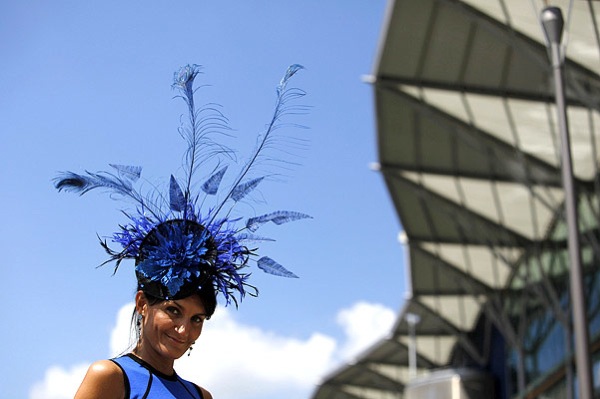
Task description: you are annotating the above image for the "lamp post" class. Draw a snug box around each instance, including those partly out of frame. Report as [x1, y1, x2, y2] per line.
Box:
[406, 313, 420, 379]
[541, 7, 593, 399]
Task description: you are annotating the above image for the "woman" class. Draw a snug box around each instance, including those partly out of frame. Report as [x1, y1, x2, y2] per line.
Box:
[55, 64, 309, 398]
[74, 290, 214, 399]
[73, 221, 221, 399]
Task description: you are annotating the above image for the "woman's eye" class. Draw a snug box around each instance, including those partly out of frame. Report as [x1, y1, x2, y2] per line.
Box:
[192, 316, 205, 324]
[166, 306, 180, 315]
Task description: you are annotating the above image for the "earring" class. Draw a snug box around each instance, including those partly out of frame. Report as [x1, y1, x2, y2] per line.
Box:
[136, 314, 143, 336]
[188, 342, 195, 357]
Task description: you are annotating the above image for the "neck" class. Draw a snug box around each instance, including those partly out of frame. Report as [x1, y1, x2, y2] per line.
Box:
[132, 343, 176, 376]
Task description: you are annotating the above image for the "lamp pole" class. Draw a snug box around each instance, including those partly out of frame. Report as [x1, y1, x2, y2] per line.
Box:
[406, 313, 420, 379]
[541, 7, 593, 399]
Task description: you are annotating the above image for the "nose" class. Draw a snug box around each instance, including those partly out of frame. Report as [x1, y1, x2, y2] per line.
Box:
[175, 321, 190, 338]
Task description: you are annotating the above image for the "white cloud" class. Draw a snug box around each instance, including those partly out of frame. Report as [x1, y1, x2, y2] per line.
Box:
[110, 302, 136, 357]
[335, 301, 396, 360]
[30, 301, 396, 399]
[29, 364, 88, 399]
[176, 308, 337, 399]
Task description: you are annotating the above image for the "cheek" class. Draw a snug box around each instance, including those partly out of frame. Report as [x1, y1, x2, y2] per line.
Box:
[193, 323, 204, 339]
[146, 312, 173, 332]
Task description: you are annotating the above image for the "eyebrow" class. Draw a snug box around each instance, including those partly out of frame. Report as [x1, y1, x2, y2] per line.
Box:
[167, 300, 207, 317]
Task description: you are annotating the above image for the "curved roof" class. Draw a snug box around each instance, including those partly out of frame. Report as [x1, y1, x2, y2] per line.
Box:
[311, 1, 600, 398]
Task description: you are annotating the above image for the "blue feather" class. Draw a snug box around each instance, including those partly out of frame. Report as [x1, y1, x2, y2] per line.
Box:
[201, 166, 228, 195]
[172, 65, 233, 204]
[231, 177, 264, 202]
[235, 233, 276, 242]
[54, 168, 164, 220]
[246, 211, 312, 232]
[257, 256, 299, 278]
[277, 64, 304, 95]
[109, 164, 142, 183]
[54, 64, 310, 304]
[54, 171, 136, 196]
[169, 175, 186, 212]
[208, 65, 306, 219]
[54, 172, 91, 193]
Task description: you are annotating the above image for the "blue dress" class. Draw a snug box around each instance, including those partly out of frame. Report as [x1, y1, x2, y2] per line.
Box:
[111, 354, 204, 399]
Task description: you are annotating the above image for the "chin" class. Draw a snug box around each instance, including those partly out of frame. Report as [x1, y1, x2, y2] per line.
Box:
[157, 343, 188, 360]
[167, 347, 188, 360]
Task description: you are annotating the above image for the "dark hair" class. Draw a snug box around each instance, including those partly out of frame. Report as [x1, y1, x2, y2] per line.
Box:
[125, 283, 218, 353]
[140, 283, 218, 318]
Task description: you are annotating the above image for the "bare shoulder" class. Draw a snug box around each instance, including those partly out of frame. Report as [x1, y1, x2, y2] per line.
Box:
[74, 360, 125, 399]
[199, 385, 213, 399]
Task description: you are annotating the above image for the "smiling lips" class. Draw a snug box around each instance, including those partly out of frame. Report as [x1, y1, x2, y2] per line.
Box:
[166, 334, 188, 347]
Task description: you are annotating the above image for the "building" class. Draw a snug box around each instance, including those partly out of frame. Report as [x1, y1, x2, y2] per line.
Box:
[311, 1, 600, 398]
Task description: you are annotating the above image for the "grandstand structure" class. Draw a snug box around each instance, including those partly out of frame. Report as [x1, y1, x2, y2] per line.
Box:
[311, 1, 600, 398]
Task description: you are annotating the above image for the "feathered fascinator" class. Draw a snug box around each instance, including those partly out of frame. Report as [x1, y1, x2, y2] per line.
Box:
[54, 64, 310, 305]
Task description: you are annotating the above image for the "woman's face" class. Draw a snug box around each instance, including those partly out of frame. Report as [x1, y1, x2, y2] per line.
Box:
[137, 292, 208, 362]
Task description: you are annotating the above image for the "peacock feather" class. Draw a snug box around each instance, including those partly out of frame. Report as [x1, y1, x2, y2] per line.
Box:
[54, 64, 311, 305]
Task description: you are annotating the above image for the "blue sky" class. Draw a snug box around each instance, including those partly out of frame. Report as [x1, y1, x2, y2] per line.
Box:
[1, 2, 407, 398]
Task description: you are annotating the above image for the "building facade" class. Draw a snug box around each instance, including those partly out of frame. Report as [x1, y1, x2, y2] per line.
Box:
[311, 1, 600, 398]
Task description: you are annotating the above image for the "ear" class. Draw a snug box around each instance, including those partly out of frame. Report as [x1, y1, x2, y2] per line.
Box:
[135, 290, 147, 316]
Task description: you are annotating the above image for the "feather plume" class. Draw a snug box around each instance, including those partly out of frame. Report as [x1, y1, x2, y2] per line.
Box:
[231, 177, 265, 202]
[201, 166, 228, 195]
[169, 175, 186, 212]
[234, 233, 276, 242]
[54, 170, 139, 199]
[257, 256, 299, 278]
[54, 63, 310, 305]
[109, 164, 142, 183]
[172, 65, 234, 208]
[209, 64, 307, 219]
[246, 211, 312, 232]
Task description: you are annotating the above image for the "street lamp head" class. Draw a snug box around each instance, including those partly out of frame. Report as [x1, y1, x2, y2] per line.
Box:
[541, 6, 564, 45]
